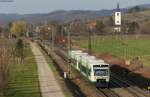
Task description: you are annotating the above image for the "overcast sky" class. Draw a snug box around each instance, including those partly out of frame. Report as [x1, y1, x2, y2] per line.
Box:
[0, 0, 150, 14]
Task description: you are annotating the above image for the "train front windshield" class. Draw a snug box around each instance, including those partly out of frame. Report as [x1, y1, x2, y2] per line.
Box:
[94, 69, 109, 76]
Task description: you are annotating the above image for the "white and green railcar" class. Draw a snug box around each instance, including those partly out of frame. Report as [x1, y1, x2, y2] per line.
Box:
[69, 50, 110, 88]
[79, 55, 96, 76]
[92, 61, 110, 87]
[81, 59, 110, 88]
[69, 50, 85, 70]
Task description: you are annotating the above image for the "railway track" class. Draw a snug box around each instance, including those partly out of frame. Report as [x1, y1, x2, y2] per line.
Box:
[54, 45, 150, 97]
[38, 41, 121, 97]
[111, 73, 150, 97]
[99, 88, 120, 97]
[38, 42, 107, 97]
[51, 44, 121, 97]
[38, 41, 150, 97]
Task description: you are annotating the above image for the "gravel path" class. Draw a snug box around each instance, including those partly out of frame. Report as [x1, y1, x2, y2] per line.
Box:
[31, 43, 65, 97]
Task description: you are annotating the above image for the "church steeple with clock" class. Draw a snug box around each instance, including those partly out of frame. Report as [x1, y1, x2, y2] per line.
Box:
[114, 2, 121, 32]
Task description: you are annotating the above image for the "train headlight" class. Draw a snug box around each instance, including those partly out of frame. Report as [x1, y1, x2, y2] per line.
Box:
[106, 78, 109, 82]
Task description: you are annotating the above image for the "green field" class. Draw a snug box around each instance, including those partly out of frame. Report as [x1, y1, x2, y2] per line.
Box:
[4, 44, 41, 97]
[74, 35, 150, 67]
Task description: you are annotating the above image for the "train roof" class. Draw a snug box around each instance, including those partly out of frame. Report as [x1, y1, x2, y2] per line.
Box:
[69, 50, 82, 56]
[70, 50, 82, 53]
[80, 53, 89, 56]
[81, 55, 95, 59]
[89, 56, 96, 59]
[87, 59, 109, 66]
[97, 59, 105, 63]
[88, 60, 100, 64]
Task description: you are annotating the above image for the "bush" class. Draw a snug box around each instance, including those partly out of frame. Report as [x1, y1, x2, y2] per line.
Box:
[140, 21, 150, 34]
[15, 39, 25, 62]
[128, 22, 139, 34]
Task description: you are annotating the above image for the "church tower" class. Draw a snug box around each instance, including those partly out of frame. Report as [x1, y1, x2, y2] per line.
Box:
[114, 2, 121, 32]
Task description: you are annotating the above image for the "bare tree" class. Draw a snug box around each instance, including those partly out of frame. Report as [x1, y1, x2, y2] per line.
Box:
[0, 39, 13, 95]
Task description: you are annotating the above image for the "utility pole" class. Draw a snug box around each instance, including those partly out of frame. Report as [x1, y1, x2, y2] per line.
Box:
[124, 23, 129, 59]
[48, 26, 55, 50]
[52, 27, 54, 51]
[64, 26, 71, 79]
[88, 27, 92, 55]
[68, 27, 71, 78]
[87, 21, 95, 55]
[124, 0, 129, 61]
[48, 27, 52, 49]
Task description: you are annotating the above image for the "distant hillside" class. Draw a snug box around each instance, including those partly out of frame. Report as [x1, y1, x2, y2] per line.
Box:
[123, 10, 150, 23]
[127, 4, 150, 13]
[0, 9, 125, 24]
[21, 10, 116, 23]
[0, 3, 150, 24]
[137, 4, 150, 9]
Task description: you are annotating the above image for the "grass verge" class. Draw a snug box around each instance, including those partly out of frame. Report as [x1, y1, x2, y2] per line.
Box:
[4, 44, 41, 97]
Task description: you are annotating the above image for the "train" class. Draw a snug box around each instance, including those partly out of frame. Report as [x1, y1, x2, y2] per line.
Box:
[69, 50, 110, 88]
[39, 41, 110, 88]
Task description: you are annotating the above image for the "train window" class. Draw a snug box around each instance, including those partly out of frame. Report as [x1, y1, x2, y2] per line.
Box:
[94, 69, 108, 76]
[93, 65, 100, 69]
[79, 62, 82, 69]
[87, 69, 91, 76]
[71, 58, 77, 65]
[100, 65, 108, 67]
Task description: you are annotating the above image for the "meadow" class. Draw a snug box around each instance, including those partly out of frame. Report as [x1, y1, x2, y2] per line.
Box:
[74, 35, 150, 67]
[4, 44, 41, 97]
